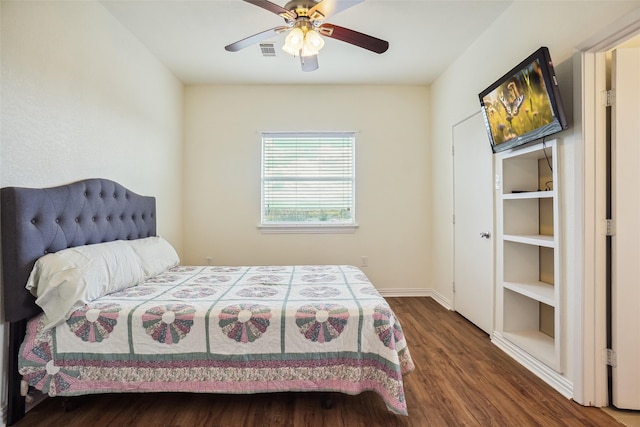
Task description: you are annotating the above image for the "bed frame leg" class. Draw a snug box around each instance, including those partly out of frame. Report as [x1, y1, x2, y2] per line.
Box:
[321, 394, 333, 410]
[6, 320, 27, 426]
[62, 397, 79, 412]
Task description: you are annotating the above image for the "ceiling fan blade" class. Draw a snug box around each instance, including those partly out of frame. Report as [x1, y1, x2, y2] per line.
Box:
[300, 54, 319, 72]
[318, 23, 389, 54]
[225, 26, 290, 52]
[243, 0, 297, 20]
[308, 0, 364, 21]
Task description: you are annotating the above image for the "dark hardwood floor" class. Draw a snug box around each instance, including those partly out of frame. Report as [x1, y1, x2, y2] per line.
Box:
[14, 297, 622, 427]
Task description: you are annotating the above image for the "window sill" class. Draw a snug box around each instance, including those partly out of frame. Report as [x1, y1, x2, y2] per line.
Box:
[258, 224, 359, 234]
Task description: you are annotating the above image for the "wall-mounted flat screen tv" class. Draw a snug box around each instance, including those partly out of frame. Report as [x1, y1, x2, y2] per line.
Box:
[479, 47, 568, 153]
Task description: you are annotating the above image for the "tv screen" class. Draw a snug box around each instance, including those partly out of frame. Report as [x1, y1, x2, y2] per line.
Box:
[479, 47, 568, 153]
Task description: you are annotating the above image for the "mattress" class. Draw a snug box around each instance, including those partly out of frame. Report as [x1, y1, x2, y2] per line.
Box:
[18, 265, 414, 414]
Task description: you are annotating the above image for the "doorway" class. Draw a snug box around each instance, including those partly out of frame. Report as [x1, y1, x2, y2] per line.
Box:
[607, 43, 640, 410]
[578, 24, 640, 407]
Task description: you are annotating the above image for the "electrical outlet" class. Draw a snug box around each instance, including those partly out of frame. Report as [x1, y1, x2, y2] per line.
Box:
[361, 256, 368, 267]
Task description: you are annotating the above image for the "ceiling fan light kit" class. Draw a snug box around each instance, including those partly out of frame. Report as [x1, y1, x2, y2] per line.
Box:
[225, 0, 389, 72]
[301, 28, 325, 54]
[282, 27, 305, 55]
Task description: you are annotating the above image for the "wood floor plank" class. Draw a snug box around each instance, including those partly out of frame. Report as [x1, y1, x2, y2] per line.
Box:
[13, 297, 622, 427]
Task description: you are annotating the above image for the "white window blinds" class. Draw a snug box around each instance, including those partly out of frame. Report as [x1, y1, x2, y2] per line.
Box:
[261, 132, 355, 225]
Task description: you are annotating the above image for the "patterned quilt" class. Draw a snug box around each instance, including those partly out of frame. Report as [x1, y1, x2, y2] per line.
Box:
[19, 265, 415, 415]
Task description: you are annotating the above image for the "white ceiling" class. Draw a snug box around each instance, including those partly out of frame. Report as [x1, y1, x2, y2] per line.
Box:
[100, 0, 513, 85]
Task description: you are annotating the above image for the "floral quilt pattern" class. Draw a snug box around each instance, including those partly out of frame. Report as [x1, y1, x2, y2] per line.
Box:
[19, 265, 414, 415]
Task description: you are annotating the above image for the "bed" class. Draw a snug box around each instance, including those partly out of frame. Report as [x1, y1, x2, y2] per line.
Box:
[1, 178, 414, 426]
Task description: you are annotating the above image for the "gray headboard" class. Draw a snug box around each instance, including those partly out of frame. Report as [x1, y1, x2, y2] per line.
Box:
[1, 178, 157, 322]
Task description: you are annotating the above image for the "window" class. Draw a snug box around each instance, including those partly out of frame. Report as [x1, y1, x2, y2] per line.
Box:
[261, 132, 356, 232]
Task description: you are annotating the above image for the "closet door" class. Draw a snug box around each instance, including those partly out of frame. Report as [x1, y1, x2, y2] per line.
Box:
[453, 112, 494, 334]
[611, 46, 640, 409]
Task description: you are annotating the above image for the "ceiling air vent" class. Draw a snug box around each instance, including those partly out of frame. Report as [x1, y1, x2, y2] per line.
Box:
[259, 42, 277, 57]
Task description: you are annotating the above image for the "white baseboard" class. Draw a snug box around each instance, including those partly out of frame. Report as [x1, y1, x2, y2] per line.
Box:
[492, 332, 573, 399]
[426, 289, 452, 310]
[377, 288, 431, 297]
[377, 288, 453, 311]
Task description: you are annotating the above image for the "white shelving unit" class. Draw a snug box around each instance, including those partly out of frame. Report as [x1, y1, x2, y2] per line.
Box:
[494, 140, 561, 373]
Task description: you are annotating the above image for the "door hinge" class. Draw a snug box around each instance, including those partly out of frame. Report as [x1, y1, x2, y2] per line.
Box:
[452, 214, 455, 224]
[606, 348, 617, 367]
[605, 218, 616, 236]
[452, 282, 455, 293]
[604, 89, 615, 107]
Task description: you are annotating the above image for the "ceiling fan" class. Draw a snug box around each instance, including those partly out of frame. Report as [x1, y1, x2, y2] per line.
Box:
[224, 0, 389, 72]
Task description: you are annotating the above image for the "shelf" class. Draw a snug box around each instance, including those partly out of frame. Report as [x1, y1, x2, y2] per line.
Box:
[503, 281, 555, 306]
[502, 191, 555, 200]
[499, 139, 555, 160]
[497, 140, 560, 374]
[502, 330, 557, 370]
[503, 234, 554, 248]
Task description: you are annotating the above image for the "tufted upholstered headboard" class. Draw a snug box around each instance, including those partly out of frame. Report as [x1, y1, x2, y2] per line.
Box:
[0, 178, 156, 425]
[1, 178, 157, 323]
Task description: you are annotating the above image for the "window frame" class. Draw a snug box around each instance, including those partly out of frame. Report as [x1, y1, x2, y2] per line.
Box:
[259, 131, 358, 234]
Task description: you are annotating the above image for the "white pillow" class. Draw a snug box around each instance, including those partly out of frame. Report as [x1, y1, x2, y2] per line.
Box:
[26, 240, 145, 329]
[124, 236, 179, 278]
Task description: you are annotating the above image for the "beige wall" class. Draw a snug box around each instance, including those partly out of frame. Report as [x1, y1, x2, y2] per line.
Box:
[0, 1, 183, 421]
[428, 0, 640, 396]
[0, 1, 184, 246]
[182, 85, 431, 293]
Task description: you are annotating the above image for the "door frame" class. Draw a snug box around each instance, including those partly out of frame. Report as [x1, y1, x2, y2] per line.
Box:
[576, 10, 640, 406]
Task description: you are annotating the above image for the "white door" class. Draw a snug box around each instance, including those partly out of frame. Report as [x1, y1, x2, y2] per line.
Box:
[453, 112, 494, 334]
[611, 46, 640, 410]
